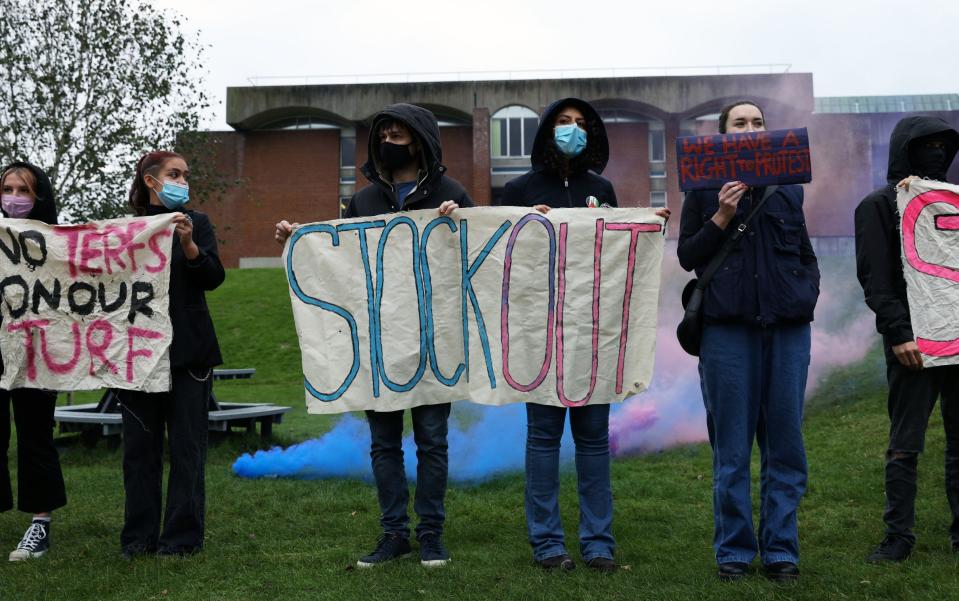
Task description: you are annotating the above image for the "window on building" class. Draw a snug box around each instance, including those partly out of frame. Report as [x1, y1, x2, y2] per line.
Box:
[261, 116, 340, 130]
[651, 192, 667, 208]
[340, 135, 355, 168]
[649, 127, 666, 162]
[491, 106, 538, 158]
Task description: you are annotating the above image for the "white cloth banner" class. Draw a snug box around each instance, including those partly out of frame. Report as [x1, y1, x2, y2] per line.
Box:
[898, 179, 959, 367]
[0, 214, 176, 392]
[284, 207, 665, 414]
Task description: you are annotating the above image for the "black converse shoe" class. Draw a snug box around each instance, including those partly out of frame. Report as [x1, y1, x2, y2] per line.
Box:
[356, 533, 411, 568]
[418, 532, 451, 567]
[9, 520, 50, 562]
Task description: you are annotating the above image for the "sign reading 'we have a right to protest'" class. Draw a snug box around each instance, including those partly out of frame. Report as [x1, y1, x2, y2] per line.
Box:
[285, 207, 666, 414]
[0, 214, 176, 392]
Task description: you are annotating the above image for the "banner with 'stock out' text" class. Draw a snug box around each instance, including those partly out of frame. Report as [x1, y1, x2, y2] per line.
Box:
[898, 179, 959, 367]
[284, 207, 665, 414]
[0, 214, 176, 392]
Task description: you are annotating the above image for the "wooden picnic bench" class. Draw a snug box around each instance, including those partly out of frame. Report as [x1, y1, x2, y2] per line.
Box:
[54, 368, 291, 445]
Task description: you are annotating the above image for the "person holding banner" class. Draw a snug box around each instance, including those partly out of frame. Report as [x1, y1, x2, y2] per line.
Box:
[855, 116, 959, 562]
[275, 103, 471, 568]
[0, 162, 68, 561]
[117, 151, 225, 558]
[500, 97, 668, 573]
[677, 101, 819, 582]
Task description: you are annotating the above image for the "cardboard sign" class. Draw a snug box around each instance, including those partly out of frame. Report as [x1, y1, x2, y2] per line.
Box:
[898, 179, 959, 367]
[676, 127, 812, 191]
[0, 214, 176, 392]
[284, 207, 665, 414]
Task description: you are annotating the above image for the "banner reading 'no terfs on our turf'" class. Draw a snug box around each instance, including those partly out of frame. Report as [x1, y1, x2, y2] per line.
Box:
[898, 179, 959, 367]
[0, 214, 176, 392]
[284, 207, 665, 414]
[676, 127, 812, 191]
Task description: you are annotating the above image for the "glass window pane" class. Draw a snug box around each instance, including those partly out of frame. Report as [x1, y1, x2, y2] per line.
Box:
[523, 117, 538, 156]
[650, 130, 665, 162]
[491, 119, 507, 157]
[509, 118, 522, 157]
[340, 136, 355, 168]
[651, 192, 667, 208]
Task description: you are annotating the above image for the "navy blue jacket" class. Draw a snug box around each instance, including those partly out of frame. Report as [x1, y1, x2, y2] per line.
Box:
[677, 185, 820, 326]
[499, 98, 617, 209]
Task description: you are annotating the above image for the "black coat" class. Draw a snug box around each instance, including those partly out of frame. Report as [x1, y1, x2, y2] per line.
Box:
[855, 116, 959, 347]
[678, 185, 820, 326]
[500, 98, 617, 209]
[347, 103, 473, 218]
[145, 205, 225, 369]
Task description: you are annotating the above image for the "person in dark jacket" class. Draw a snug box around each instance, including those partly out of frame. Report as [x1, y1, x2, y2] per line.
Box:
[677, 101, 820, 582]
[118, 151, 225, 558]
[275, 103, 472, 568]
[1, 162, 68, 561]
[500, 97, 668, 573]
[855, 115, 959, 562]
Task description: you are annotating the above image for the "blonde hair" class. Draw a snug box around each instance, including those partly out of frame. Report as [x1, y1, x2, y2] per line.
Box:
[1, 166, 38, 198]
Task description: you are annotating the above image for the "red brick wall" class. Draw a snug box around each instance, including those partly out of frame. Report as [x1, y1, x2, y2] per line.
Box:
[604, 122, 650, 207]
[188, 129, 340, 268]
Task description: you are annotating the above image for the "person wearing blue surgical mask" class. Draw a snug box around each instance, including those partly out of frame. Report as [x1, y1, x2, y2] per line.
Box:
[499, 98, 669, 573]
[118, 151, 225, 558]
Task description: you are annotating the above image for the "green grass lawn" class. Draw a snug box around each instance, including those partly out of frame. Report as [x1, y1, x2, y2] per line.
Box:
[4, 268, 959, 600]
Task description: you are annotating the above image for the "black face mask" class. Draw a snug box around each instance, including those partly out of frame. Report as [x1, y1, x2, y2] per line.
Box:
[910, 141, 950, 180]
[379, 142, 416, 171]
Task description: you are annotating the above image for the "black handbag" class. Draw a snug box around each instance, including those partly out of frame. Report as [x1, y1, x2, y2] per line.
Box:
[676, 186, 778, 356]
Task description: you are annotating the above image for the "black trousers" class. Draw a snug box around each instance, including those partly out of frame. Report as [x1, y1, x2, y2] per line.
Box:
[883, 346, 959, 544]
[0, 388, 67, 514]
[119, 368, 211, 554]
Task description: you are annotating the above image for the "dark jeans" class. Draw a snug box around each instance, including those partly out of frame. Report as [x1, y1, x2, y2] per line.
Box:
[119, 368, 211, 555]
[366, 403, 450, 539]
[882, 347, 959, 545]
[0, 389, 67, 514]
[525, 402, 614, 562]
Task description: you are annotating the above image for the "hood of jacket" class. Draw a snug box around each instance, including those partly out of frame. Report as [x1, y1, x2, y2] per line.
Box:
[886, 116, 959, 183]
[530, 97, 609, 175]
[1, 161, 58, 224]
[361, 103, 445, 188]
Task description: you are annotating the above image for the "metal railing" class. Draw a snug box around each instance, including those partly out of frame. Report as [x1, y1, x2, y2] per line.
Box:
[245, 64, 793, 87]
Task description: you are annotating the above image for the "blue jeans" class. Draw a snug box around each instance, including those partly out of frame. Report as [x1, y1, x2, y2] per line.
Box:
[525, 402, 614, 562]
[366, 403, 450, 539]
[699, 323, 810, 566]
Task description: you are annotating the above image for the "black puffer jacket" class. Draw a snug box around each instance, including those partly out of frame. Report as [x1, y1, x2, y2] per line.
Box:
[347, 103, 473, 218]
[855, 116, 959, 347]
[1, 161, 58, 380]
[145, 205, 225, 370]
[500, 97, 617, 209]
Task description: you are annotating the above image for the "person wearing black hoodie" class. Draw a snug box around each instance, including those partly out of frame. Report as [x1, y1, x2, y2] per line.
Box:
[855, 116, 959, 562]
[499, 98, 667, 573]
[274, 103, 473, 568]
[118, 151, 225, 558]
[0, 161, 67, 561]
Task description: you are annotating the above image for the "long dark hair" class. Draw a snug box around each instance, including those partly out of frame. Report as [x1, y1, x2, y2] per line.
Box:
[541, 106, 606, 178]
[718, 101, 765, 134]
[129, 151, 183, 215]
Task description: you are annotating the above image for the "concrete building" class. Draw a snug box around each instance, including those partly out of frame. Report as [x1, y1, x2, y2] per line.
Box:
[190, 72, 959, 268]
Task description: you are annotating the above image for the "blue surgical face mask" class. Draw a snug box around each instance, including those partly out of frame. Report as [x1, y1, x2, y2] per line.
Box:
[150, 176, 190, 209]
[554, 124, 587, 157]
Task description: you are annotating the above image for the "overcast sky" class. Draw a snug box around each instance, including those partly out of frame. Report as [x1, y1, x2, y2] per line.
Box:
[153, 0, 959, 131]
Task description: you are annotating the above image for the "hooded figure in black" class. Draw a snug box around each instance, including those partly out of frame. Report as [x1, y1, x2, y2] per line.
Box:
[855, 115, 959, 561]
[498, 98, 619, 573]
[1, 161, 68, 561]
[347, 103, 473, 218]
[500, 97, 616, 209]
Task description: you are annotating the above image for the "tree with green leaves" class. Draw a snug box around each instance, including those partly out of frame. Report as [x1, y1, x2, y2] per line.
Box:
[0, 0, 215, 220]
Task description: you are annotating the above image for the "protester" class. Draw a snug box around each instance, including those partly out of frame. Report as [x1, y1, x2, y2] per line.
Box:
[677, 101, 820, 582]
[499, 97, 668, 573]
[118, 151, 225, 558]
[855, 115, 959, 562]
[274, 103, 471, 567]
[0, 162, 67, 561]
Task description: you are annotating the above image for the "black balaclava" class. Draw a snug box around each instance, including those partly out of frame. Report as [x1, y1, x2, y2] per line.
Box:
[909, 133, 951, 180]
[379, 141, 417, 171]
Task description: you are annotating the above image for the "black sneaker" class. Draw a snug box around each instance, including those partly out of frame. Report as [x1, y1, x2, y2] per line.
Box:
[536, 554, 575, 571]
[764, 562, 800, 583]
[867, 536, 912, 562]
[717, 562, 749, 581]
[586, 556, 617, 573]
[418, 532, 450, 567]
[356, 533, 411, 568]
[9, 520, 50, 562]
